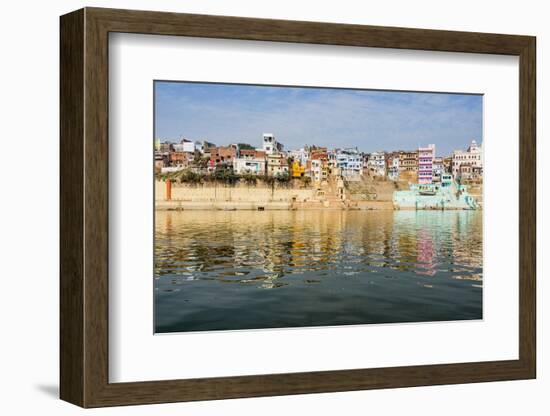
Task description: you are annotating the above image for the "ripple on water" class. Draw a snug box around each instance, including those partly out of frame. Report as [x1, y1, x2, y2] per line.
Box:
[154, 210, 483, 332]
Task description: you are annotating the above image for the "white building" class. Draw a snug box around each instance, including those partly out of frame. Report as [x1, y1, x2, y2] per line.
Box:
[310, 159, 326, 183]
[173, 139, 195, 154]
[335, 148, 363, 178]
[367, 152, 386, 176]
[194, 141, 204, 154]
[452, 140, 483, 180]
[183, 141, 195, 153]
[160, 166, 185, 173]
[262, 133, 284, 155]
[233, 158, 266, 175]
[288, 148, 309, 166]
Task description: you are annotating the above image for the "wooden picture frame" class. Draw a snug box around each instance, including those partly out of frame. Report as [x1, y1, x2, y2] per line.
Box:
[60, 7, 536, 408]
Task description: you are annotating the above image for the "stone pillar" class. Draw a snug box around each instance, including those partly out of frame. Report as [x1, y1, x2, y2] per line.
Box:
[165, 180, 172, 201]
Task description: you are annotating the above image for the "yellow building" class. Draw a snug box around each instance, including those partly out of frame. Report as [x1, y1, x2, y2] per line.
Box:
[291, 160, 305, 178]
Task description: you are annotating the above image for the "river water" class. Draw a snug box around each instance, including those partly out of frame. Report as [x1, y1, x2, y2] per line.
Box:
[155, 210, 482, 333]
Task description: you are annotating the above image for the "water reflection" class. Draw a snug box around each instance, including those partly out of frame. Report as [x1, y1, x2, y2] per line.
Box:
[155, 210, 482, 332]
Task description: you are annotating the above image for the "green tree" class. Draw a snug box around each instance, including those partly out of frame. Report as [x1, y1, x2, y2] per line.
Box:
[241, 173, 258, 186]
[301, 175, 312, 187]
[237, 143, 255, 150]
[178, 169, 203, 184]
[212, 167, 239, 185]
[275, 172, 291, 184]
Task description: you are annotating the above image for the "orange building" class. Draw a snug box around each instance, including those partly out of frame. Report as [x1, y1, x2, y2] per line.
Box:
[291, 160, 305, 178]
[240, 149, 266, 160]
[210, 146, 237, 167]
[169, 151, 189, 168]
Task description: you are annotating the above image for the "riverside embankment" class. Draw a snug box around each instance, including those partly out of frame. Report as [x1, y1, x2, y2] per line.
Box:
[155, 179, 396, 210]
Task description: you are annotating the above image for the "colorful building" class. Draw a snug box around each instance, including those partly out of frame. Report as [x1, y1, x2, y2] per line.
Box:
[155, 133, 482, 192]
[291, 160, 306, 178]
[418, 144, 435, 184]
[452, 140, 483, 181]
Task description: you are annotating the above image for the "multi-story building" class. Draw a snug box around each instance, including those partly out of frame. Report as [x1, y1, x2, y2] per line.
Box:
[262, 133, 284, 155]
[288, 147, 309, 166]
[158, 141, 173, 153]
[452, 140, 483, 181]
[309, 159, 328, 183]
[386, 152, 400, 181]
[290, 160, 306, 178]
[398, 150, 418, 183]
[154, 153, 167, 173]
[456, 164, 483, 182]
[169, 151, 189, 169]
[366, 152, 386, 177]
[418, 144, 435, 184]
[156, 134, 483, 189]
[155, 140, 172, 170]
[239, 149, 266, 160]
[173, 138, 196, 154]
[361, 154, 370, 176]
[327, 150, 341, 177]
[266, 153, 289, 176]
[336, 148, 363, 179]
[471, 166, 483, 181]
[233, 157, 266, 175]
[308, 147, 329, 183]
[310, 147, 328, 159]
[202, 146, 213, 160]
[209, 145, 237, 170]
[443, 156, 453, 174]
[197, 140, 216, 157]
[194, 141, 204, 154]
[232, 148, 268, 175]
[432, 156, 444, 183]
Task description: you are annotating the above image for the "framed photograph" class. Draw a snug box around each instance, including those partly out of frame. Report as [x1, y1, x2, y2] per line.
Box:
[60, 7, 536, 407]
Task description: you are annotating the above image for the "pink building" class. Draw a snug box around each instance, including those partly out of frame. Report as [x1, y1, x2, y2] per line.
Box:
[418, 144, 435, 184]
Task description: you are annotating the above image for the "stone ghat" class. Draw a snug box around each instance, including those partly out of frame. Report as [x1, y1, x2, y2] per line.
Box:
[155, 181, 315, 204]
[156, 200, 292, 211]
[156, 199, 395, 211]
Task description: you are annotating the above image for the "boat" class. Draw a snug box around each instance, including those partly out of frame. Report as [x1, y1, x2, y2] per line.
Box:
[418, 189, 436, 196]
[393, 174, 479, 210]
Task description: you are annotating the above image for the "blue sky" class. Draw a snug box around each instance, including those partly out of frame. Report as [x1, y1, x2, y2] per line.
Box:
[154, 81, 482, 156]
